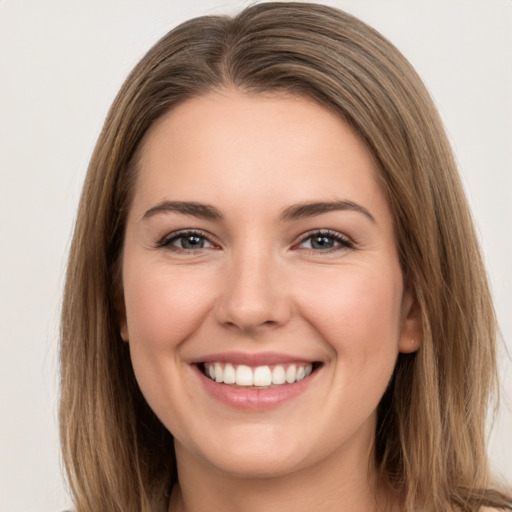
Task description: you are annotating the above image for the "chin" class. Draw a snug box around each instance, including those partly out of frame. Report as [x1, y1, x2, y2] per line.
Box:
[209, 452, 305, 479]
[189, 429, 311, 479]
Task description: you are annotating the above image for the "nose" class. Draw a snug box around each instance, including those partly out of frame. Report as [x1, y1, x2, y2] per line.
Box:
[214, 246, 292, 334]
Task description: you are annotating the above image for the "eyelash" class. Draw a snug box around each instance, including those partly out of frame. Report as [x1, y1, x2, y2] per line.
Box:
[157, 230, 218, 253]
[157, 229, 355, 254]
[295, 229, 354, 252]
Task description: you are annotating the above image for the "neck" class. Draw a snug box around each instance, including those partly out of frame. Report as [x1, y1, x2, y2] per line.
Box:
[168, 434, 399, 512]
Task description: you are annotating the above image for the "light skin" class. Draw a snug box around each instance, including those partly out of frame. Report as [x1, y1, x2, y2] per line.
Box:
[120, 89, 422, 512]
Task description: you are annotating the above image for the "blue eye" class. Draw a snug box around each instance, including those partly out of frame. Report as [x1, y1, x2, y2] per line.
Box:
[160, 231, 214, 251]
[158, 229, 352, 253]
[298, 231, 353, 251]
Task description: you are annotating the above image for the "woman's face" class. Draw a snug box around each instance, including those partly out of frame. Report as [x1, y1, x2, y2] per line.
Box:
[120, 90, 420, 478]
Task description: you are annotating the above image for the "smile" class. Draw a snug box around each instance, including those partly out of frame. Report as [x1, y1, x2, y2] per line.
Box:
[193, 353, 322, 410]
[202, 362, 314, 387]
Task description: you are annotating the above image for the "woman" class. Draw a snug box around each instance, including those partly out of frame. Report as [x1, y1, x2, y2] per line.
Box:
[59, 2, 512, 511]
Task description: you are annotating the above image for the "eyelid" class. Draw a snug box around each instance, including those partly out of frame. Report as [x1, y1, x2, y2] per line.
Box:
[293, 229, 355, 251]
[157, 229, 220, 251]
[155, 228, 355, 253]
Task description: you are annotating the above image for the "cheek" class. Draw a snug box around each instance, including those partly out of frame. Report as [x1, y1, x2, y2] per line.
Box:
[294, 263, 404, 356]
[121, 259, 219, 431]
[122, 259, 216, 349]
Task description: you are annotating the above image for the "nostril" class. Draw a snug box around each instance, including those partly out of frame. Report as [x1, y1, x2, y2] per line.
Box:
[213, 277, 292, 332]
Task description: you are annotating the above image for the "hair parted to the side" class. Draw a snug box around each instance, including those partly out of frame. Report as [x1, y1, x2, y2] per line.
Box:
[60, 3, 512, 511]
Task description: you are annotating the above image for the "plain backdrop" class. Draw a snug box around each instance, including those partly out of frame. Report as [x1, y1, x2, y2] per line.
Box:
[0, 1, 511, 510]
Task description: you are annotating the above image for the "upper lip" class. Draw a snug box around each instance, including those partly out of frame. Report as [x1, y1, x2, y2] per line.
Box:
[190, 351, 317, 366]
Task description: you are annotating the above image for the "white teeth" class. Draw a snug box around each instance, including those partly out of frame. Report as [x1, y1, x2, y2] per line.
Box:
[272, 365, 286, 385]
[214, 362, 223, 383]
[235, 365, 253, 386]
[204, 362, 314, 387]
[285, 364, 297, 384]
[223, 363, 236, 384]
[253, 366, 272, 386]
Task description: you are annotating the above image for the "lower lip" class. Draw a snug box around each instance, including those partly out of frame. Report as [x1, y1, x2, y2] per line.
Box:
[194, 365, 319, 411]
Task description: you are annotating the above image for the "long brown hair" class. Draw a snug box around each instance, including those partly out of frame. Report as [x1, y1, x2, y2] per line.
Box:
[60, 3, 512, 511]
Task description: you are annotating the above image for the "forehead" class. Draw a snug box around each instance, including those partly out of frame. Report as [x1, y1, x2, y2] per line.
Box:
[131, 89, 389, 224]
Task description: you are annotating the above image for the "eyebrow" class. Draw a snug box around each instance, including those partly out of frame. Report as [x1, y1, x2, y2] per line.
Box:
[142, 199, 375, 223]
[280, 200, 376, 223]
[142, 200, 223, 221]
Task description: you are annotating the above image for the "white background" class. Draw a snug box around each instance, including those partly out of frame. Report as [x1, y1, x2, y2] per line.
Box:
[0, 1, 511, 510]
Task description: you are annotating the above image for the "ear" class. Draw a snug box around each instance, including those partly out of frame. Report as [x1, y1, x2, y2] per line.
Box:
[398, 285, 422, 354]
[113, 274, 129, 343]
[119, 314, 129, 343]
